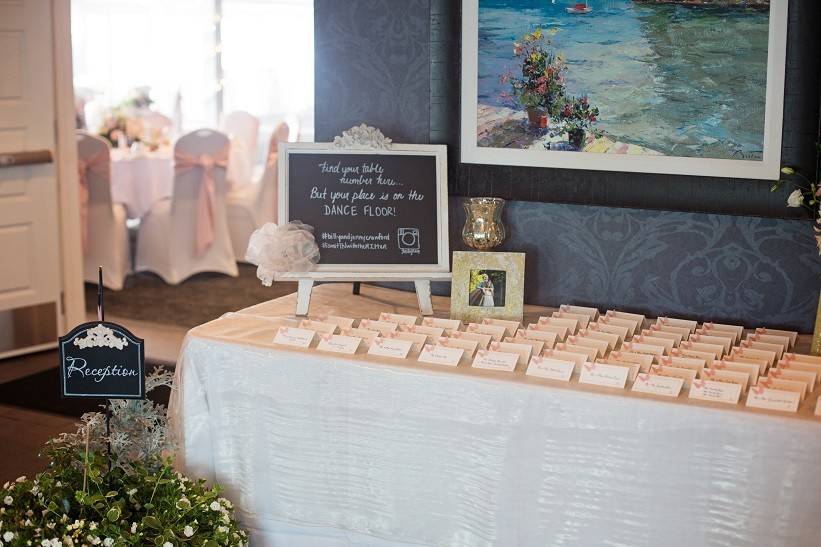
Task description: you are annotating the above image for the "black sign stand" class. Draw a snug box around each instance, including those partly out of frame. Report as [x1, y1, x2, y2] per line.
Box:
[97, 268, 113, 474]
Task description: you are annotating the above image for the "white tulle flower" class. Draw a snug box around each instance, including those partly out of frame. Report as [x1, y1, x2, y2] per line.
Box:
[786, 189, 803, 208]
[245, 221, 320, 286]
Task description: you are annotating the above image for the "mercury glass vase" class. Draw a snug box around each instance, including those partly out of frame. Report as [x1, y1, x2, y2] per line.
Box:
[462, 197, 506, 251]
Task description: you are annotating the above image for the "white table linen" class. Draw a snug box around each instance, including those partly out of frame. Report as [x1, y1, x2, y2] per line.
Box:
[109, 140, 251, 219]
[170, 300, 821, 547]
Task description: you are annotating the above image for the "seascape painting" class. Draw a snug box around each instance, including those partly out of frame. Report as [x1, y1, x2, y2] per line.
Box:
[461, 0, 788, 179]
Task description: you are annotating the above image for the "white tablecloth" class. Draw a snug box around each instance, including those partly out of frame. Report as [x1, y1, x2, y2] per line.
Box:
[169, 302, 821, 547]
[109, 141, 251, 219]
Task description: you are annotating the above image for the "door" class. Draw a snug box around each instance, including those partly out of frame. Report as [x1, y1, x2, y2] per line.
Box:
[0, 0, 63, 357]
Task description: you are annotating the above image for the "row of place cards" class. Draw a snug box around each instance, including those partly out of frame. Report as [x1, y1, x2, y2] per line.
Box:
[270, 309, 819, 416]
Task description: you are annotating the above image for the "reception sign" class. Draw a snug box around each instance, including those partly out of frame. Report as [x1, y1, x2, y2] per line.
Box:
[59, 321, 145, 399]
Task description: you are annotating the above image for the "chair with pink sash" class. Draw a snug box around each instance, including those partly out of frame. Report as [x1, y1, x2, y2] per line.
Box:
[221, 110, 259, 188]
[76, 131, 131, 290]
[226, 122, 289, 262]
[135, 129, 238, 284]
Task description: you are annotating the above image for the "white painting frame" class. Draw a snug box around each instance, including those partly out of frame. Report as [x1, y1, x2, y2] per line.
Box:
[460, 0, 788, 180]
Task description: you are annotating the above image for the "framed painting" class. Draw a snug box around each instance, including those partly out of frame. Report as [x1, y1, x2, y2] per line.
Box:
[461, 0, 788, 179]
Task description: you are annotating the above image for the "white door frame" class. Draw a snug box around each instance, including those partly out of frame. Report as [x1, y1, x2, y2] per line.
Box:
[52, 0, 85, 330]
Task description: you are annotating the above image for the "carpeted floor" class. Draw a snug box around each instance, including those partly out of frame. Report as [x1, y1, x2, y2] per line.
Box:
[0, 353, 171, 417]
[84, 264, 297, 328]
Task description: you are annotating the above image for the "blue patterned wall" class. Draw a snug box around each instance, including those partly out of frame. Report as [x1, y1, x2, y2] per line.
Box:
[445, 200, 821, 332]
[315, 0, 821, 332]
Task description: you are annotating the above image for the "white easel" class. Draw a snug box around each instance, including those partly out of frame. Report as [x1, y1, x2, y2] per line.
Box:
[276, 125, 452, 316]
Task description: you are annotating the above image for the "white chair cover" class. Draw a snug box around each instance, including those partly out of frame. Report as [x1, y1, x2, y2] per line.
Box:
[227, 122, 288, 262]
[135, 129, 238, 284]
[76, 131, 131, 290]
[221, 110, 259, 186]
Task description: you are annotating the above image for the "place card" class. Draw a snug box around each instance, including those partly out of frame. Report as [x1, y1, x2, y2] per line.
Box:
[699, 367, 749, 393]
[340, 327, 380, 346]
[670, 347, 715, 366]
[757, 376, 807, 401]
[680, 340, 723, 359]
[711, 360, 759, 386]
[542, 348, 586, 370]
[421, 317, 462, 334]
[739, 339, 784, 360]
[489, 341, 532, 366]
[273, 326, 315, 348]
[656, 316, 697, 333]
[379, 312, 418, 326]
[553, 342, 599, 362]
[299, 319, 338, 335]
[599, 315, 641, 337]
[776, 360, 820, 385]
[358, 319, 399, 336]
[783, 352, 821, 366]
[559, 304, 599, 321]
[589, 321, 629, 343]
[552, 311, 590, 329]
[694, 328, 736, 347]
[621, 341, 665, 362]
[578, 361, 629, 389]
[630, 334, 674, 354]
[471, 349, 519, 372]
[526, 355, 575, 382]
[768, 368, 814, 393]
[386, 331, 428, 353]
[527, 322, 569, 341]
[607, 350, 655, 373]
[312, 314, 356, 330]
[605, 310, 645, 335]
[745, 386, 801, 413]
[467, 322, 507, 341]
[689, 333, 731, 354]
[745, 332, 791, 351]
[650, 364, 698, 387]
[754, 327, 797, 348]
[417, 344, 464, 367]
[482, 318, 521, 337]
[437, 336, 479, 359]
[658, 355, 705, 373]
[505, 336, 544, 356]
[730, 347, 776, 369]
[688, 378, 742, 405]
[316, 334, 362, 355]
[595, 358, 639, 381]
[631, 373, 684, 397]
[367, 337, 413, 359]
[701, 322, 744, 344]
[640, 328, 682, 347]
[450, 330, 492, 349]
[724, 353, 769, 376]
[565, 335, 608, 358]
[649, 322, 691, 340]
[576, 328, 619, 351]
[538, 316, 578, 335]
[399, 324, 446, 341]
[517, 328, 558, 348]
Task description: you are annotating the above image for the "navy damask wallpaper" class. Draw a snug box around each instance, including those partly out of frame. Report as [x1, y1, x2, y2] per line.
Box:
[315, 0, 821, 331]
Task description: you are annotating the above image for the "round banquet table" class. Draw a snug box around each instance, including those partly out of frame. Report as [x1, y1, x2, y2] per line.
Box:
[109, 140, 251, 219]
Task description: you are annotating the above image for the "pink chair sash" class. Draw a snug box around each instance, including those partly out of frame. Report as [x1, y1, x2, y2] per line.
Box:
[77, 149, 110, 250]
[174, 147, 229, 256]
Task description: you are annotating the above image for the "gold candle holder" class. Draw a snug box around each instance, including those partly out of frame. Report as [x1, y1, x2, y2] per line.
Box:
[462, 197, 506, 251]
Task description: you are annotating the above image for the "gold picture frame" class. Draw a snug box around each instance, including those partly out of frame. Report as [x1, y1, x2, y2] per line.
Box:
[450, 251, 525, 323]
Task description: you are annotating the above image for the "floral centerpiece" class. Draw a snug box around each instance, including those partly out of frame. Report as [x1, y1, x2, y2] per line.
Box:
[98, 110, 144, 148]
[0, 369, 248, 546]
[771, 162, 821, 252]
[505, 29, 568, 125]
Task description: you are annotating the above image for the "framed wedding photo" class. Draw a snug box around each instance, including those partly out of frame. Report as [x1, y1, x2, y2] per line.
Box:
[450, 251, 525, 323]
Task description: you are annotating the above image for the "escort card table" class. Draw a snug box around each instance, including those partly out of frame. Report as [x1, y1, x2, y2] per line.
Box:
[169, 284, 821, 547]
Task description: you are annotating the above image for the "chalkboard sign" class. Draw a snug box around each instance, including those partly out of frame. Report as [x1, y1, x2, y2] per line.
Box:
[58, 321, 145, 399]
[279, 142, 449, 274]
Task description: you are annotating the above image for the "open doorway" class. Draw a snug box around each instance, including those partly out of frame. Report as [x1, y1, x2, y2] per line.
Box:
[70, 0, 314, 349]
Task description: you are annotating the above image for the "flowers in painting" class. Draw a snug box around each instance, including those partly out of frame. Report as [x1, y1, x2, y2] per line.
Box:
[506, 28, 567, 116]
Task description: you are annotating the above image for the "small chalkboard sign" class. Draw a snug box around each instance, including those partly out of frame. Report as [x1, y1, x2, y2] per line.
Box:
[59, 321, 145, 399]
[277, 125, 451, 315]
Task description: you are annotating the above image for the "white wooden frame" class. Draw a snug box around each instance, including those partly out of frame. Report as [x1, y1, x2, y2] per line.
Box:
[276, 142, 451, 315]
[460, 0, 788, 180]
